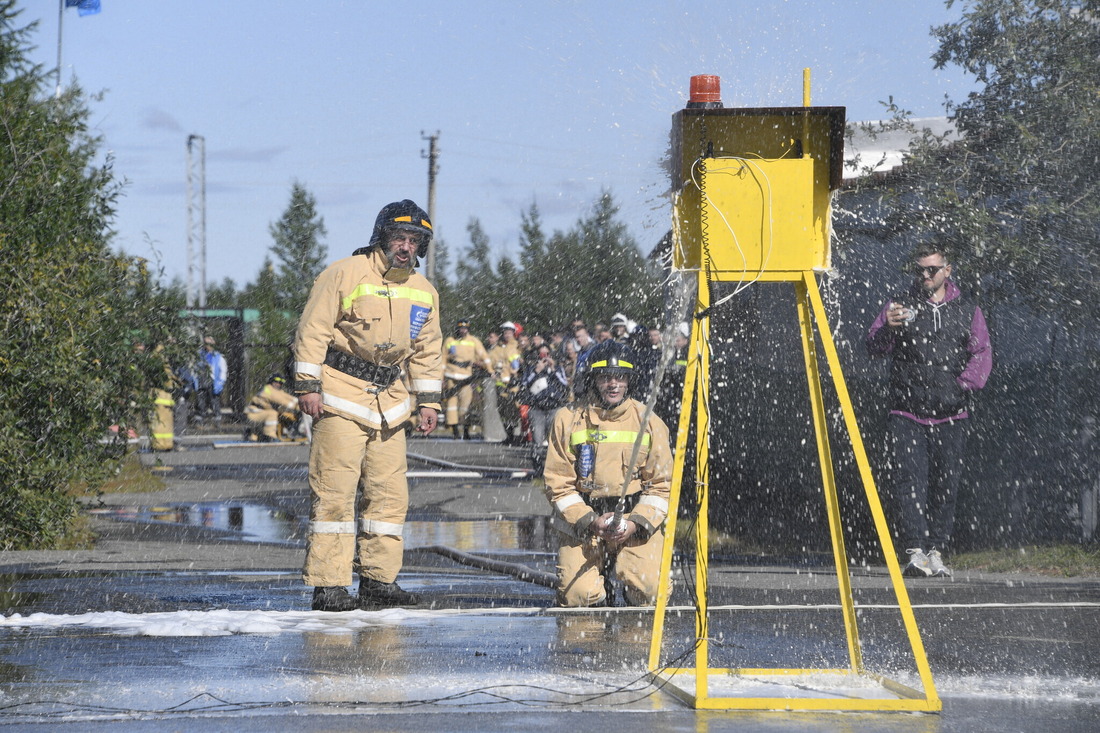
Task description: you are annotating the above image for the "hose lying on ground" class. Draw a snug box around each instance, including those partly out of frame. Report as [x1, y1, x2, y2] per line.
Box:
[419, 544, 557, 588]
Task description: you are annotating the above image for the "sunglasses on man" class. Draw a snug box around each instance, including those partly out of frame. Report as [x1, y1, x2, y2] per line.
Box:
[912, 264, 946, 278]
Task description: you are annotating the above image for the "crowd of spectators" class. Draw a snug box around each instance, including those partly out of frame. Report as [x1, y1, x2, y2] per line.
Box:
[446, 314, 691, 475]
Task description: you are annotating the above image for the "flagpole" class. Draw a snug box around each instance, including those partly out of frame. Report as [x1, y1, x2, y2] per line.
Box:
[55, 0, 64, 98]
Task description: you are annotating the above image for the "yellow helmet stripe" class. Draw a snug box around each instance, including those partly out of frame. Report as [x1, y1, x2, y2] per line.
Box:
[392, 215, 432, 230]
[590, 359, 633, 369]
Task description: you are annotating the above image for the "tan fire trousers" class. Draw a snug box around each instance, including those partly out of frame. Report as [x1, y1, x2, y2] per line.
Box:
[245, 407, 280, 439]
[301, 413, 409, 587]
[150, 389, 174, 451]
[444, 380, 475, 427]
[555, 525, 665, 607]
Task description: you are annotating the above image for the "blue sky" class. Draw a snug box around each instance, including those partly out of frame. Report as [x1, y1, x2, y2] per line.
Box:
[19, 0, 976, 289]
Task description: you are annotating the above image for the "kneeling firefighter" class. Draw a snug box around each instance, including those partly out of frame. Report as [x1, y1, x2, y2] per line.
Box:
[542, 340, 673, 607]
[244, 374, 300, 442]
[294, 199, 443, 612]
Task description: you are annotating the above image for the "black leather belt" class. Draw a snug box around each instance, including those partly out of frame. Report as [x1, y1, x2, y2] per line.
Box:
[448, 359, 472, 368]
[588, 494, 639, 516]
[324, 348, 401, 387]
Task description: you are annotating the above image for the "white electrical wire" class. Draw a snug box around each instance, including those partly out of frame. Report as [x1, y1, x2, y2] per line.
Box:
[690, 155, 779, 312]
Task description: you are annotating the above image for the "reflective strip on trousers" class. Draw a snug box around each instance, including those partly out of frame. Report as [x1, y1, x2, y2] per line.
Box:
[311, 520, 356, 534]
[360, 518, 403, 537]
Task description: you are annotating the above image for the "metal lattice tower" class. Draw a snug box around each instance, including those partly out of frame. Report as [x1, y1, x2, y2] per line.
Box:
[185, 134, 207, 309]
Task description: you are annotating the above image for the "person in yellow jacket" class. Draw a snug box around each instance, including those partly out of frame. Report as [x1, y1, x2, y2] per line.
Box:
[244, 374, 300, 442]
[294, 199, 444, 612]
[542, 340, 673, 607]
[442, 317, 491, 440]
[131, 339, 176, 452]
[488, 321, 524, 445]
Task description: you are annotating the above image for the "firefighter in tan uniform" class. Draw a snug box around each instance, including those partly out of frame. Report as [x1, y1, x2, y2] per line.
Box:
[294, 199, 443, 612]
[244, 374, 300, 442]
[543, 341, 673, 607]
[488, 321, 524, 444]
[133, 339, 176, 452]
[442, 317, 491, 440]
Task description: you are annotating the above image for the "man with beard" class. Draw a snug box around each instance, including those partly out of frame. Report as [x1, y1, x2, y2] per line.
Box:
[867, 244, 991, 579]
[294, 200, 443, 611]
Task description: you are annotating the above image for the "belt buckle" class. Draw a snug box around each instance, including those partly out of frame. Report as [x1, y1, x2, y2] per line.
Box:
[363, 364, 395, 394]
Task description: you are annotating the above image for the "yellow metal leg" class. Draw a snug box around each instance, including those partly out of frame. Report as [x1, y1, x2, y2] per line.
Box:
[796, 277, 864, 673]
[693, 293, 712, 701]
[648, 301, 705, 671]
[804, 274, 941, 710]
[648, 270, 939, 712]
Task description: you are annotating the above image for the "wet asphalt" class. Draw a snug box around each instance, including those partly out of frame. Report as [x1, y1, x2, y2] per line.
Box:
[0, 433, 1098, 731]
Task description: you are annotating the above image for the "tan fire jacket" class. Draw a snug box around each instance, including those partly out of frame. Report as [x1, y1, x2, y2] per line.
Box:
[443, 335, 491, 381]
[543, 397, 673, 539]
[488, 338, 523, 386]
[248, 383, 298, 413]
[293, 249, 443, 430]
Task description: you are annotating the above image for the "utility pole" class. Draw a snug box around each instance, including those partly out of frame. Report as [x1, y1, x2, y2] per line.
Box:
[186, 134, 207, 309]
[55, 0, 64, 98]
[421, 131, 440, 282]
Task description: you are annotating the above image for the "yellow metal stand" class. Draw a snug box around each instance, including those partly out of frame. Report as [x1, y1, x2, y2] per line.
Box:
[646, 70, 939, 711]
[646, 269, 941, 712]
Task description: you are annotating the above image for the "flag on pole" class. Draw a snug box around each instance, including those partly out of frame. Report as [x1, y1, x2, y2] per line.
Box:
[65, 0, 101, 17]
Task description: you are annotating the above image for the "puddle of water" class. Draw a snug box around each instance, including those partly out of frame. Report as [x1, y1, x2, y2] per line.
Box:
[88, 503, 303, 544]
[88, 503, 554, 552]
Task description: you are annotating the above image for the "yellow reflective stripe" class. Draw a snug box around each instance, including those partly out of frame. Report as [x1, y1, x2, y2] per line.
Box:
[569, 429, 650, 447]
[590, 359, 633, 369]
[342, 284, 435, 311]
[154, 397, 174, 406]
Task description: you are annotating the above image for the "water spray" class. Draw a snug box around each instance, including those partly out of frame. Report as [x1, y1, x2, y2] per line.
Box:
[610, 270, 696, 532]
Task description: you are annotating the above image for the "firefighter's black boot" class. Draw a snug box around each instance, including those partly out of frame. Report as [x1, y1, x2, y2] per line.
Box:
[462, 425, 471, 440]
[358, 577, 421, 608]
[311, 586, 358, 612]
[452, 425, 461, 440]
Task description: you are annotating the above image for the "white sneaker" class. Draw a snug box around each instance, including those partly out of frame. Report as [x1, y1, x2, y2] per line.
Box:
[903, 548, 933, 577]
[927, 549, 952, 577]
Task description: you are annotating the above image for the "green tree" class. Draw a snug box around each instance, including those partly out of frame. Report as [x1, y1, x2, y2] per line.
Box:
[0, 2, 184, 548]
[532, 191, 662, 332]
[885, 0, 1100, 322]
[452, 217, 501, 336]
[240, 259, 287, 393]
[236, 183, 329, 394]
[269, 181, 328, 317]
[447, 192, 662, 338]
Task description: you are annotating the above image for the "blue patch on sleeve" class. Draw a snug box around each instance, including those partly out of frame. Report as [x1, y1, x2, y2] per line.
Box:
[410, 305, 431, 339]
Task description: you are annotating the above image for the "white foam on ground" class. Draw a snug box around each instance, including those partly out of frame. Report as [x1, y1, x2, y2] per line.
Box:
[0, 607, 539, 637]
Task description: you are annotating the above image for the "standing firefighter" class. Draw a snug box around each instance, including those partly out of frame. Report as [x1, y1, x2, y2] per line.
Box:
[442, 317, 491, 439]
[294, 200, 443, 612]
[543, 341, 673, 607]
[489, 321, 524, 445]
